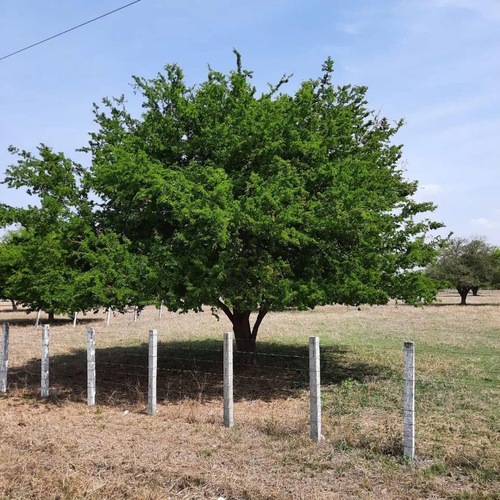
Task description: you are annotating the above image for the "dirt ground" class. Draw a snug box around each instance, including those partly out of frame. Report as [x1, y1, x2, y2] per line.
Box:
[0, 291, 498, 499]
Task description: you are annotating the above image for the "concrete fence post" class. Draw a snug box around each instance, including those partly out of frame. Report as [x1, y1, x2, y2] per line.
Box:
[41, 325, 50, 397]
[87, 327, 96, 406]
[223, 331, 234, 428]
[148, 329, 158, 415]
[309, 336, 322, 442]
[106, 308, 111, 327]
[73, 312, 78, 328]
[403, 341, 415, 460]
[0, 323, 9, 393]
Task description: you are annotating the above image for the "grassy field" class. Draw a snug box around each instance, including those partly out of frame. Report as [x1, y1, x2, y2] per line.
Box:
[0, 291, 498, 499]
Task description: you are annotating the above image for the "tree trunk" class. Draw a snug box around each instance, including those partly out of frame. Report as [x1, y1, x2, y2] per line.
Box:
[48, 311, 55, 321]
[10, 299, 18, 311]
[471, 286, 479, 296]
[217, 300, 268, 360]
[232, 311, 254, 353]
[457, 286, 470, 305]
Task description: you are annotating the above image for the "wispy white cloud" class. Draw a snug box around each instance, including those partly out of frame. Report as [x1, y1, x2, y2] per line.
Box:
[424, 117, 500, 162]
[429, 0, 500, 20]
[470, 217, 498, 229]
[468, 215, 500, 245]
[413, 183, 444, 203]
[419, 184, 442, 195]
[406, 95, 493, 128]
[336, 22, 361, 35]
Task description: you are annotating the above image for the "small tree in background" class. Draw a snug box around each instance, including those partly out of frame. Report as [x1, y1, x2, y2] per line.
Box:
[427, 236, 497, 305]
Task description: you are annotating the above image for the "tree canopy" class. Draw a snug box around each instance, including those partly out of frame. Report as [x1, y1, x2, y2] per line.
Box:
[0, 145, 151, 319]
[0, 230, 23, 309]
[1, 53, 441, 347]
[493, 248, 500, 288]
[82, 52, 441, 350]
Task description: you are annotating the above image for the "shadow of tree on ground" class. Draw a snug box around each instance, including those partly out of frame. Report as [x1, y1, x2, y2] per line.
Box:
[7, 340, 393, 407]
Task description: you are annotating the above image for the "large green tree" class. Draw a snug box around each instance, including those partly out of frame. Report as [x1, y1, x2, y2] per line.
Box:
[427, 236, 497, 305]
[85, 53, 441, 351]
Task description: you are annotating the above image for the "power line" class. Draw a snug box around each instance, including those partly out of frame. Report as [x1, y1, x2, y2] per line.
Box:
[0, 0, 142, 62]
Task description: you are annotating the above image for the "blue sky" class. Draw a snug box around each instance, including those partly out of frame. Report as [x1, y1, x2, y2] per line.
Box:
[1, 0, 499, 243]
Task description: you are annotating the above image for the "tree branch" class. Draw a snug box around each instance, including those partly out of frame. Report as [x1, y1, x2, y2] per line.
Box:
[265, 73, 293, 97]
[251, 307, 268, 340]
[217, 297, 234, 323]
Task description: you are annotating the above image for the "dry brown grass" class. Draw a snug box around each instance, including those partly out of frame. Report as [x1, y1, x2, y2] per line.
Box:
[0, 291, 499, 499]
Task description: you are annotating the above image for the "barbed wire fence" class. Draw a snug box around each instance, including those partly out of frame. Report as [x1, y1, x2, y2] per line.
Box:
[0, 324, 432, 460]
[0, 301, 498, 461]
